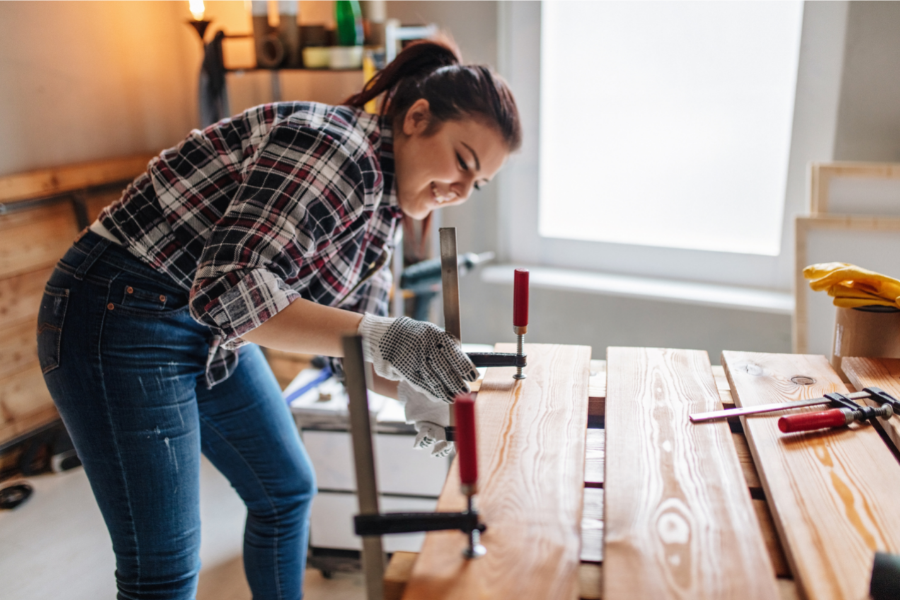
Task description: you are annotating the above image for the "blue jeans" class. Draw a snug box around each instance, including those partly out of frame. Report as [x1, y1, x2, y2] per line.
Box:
[38, 231, 317, 600]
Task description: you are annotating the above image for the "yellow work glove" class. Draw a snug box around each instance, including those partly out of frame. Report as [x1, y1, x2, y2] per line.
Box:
[803, 263, 900, 309]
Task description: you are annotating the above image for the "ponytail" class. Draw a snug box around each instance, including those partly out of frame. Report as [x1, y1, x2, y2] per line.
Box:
[344, 37, 521, 152]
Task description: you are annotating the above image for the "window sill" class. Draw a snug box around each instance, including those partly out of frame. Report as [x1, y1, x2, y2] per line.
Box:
[480, 265, 793, 316]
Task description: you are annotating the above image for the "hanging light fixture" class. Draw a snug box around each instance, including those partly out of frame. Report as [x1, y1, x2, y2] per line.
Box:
[187, 0, 211, 42]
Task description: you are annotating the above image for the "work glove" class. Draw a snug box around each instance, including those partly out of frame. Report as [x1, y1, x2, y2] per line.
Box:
[398, 380, 454, 458]
[803, 263, 900, 309]
[413, 422, 454, 458]
[358, 314, 478, 404]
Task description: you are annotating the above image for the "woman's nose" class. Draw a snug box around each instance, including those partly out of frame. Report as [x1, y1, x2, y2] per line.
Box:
[452, 177, 475, 201]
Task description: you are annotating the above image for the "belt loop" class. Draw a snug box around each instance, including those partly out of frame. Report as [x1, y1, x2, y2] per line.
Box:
[74, 238, 112, 281]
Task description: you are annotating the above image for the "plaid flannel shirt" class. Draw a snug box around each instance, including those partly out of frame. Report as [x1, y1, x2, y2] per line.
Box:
[100, 102, 401, 387]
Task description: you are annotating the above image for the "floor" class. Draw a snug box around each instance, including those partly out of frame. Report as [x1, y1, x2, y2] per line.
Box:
[0, 458, 365, 600]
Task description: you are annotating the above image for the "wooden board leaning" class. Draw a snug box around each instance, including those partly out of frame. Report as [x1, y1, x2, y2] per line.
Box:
[400, 343, 591, 600]
[722, 351, 900, 600]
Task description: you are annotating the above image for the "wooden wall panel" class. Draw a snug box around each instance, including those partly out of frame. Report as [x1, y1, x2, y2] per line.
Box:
[0, 267, 51, 328]
[0, 203, 78, 279]
[0, 365, 56, 445]
[604, 347, 778, 600]
[723, 351, 900, 600]
[0, 321, 38, 380]
[401, 343, 591, 600]
[0, 155, 150, 205]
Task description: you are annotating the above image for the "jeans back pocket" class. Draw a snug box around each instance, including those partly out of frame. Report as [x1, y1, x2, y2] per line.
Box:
[37, 285, 69, 374]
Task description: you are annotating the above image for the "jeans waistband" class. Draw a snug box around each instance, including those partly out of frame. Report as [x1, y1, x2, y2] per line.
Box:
[70, 229, 184, 291]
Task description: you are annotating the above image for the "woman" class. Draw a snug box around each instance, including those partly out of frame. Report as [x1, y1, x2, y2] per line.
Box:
[36, 39, 520, 600]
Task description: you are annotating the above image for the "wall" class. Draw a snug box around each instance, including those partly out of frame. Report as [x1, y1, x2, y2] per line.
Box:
[833, 1, 900, 162]
[387, 1, 793, 361]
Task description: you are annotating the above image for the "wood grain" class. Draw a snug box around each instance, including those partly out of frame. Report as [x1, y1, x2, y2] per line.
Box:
[584, 429, 604, 488]
[578, 564, 602, 600]
[581, 488, 603, 563]
[732, 433, 762, 492]
[0, 204, 78, 279]
[604, 347, 778, 600]
[0, 320, 38, 380]
[840, 357, 900, 454]
[0, 155, 150, 204]
[401, 343, 591, 600]
[0, 267, 50, 329]
[0, 364, 56, 446]
[384, 551, 417, 600]
[722, 351, 900, 600]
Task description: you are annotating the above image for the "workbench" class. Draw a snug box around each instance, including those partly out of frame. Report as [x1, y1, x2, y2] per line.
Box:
[382, 347, 900, 600]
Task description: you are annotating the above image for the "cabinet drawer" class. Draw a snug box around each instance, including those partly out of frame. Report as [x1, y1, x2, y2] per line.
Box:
[303, 430, 448, 496]
[309, 491, 437, 553]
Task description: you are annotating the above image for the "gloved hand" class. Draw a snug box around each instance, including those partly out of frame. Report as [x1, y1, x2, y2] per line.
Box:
[358, 314, 478, 404]
[398, 380, 453, 458]
[413, 421, 454, 458]
[804, 263, 900, 309]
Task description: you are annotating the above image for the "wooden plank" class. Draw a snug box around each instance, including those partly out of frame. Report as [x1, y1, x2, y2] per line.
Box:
[840, 357, 900, 454]
[0, 267, 50, 329]
[777, 580, 801, 600]
[401, 343, 591, 600]
[581, 487, 603, 563]
[722, 351, 900, 600]
[84, 187, 124, 221]
[0, 155, 151, 204]
[578, 564, 602, 600]
[385, 551, 417, 600]
[604, 347, 778, 600]
[732, 433, 762, 492]
[0, 364, 56, 446]
[584, 428, 604, 488]
[753, 499, 791, 578]
[589, 359, 606, 419]
[0, 204, 78, 279]
[0, 321, 38, 380]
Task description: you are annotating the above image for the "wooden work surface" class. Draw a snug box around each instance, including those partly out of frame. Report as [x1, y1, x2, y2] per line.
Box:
[723, 351, 900, 600]
[400, 343, 591, 600]
[604, 347, 778, 600]
[385, 360, 801, 600]
[840, 357, 900, 454]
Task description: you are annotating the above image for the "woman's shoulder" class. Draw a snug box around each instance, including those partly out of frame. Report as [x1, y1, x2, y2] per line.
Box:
[259, 102, 381, 153]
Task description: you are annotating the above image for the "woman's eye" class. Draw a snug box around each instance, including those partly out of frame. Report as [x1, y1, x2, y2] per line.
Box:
[456, 153, 468, 171]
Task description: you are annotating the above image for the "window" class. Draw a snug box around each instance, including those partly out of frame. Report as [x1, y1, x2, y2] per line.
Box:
[539, 1, 804, 256]
[497, 2, 848, 292]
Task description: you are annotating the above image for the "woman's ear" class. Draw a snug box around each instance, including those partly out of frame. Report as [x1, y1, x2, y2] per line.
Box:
[403, 99, 432, 137]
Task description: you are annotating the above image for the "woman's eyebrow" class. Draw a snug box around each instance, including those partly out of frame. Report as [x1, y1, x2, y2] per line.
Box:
[461, 142, 481, 171]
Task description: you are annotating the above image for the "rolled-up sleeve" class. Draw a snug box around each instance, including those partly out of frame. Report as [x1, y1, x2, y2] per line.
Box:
[189, 121, 366, 347]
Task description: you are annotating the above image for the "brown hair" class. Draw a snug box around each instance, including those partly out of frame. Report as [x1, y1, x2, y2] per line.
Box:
[344, 37, 522, 152]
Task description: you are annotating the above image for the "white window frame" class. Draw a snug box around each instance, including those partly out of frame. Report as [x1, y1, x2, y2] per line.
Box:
[495, 1, 850, 293]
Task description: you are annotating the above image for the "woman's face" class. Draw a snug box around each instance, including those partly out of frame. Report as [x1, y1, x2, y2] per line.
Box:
[393, 99, 509, 220]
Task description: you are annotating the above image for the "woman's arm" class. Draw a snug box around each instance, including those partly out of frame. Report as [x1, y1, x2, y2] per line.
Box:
[241, 298, 363, 356]
[241, 299, 401, 399]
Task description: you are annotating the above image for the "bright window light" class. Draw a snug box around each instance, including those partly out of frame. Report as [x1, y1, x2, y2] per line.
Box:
[539, 1, 804, 256]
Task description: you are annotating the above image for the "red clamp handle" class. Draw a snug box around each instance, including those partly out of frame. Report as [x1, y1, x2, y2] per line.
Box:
[513, 269, 529, 329]
[778, 409, 848, 433]
[454, 393, 478, 488]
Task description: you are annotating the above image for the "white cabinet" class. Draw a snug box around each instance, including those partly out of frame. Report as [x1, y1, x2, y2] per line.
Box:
[303, 430, 448, 496]
[310, 492, 438, 553]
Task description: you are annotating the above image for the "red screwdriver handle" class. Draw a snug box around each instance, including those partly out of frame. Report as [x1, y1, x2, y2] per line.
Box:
[454, 393, 478, 492]
[513, 269, 529, 331]
[778, 408, 848, 433]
